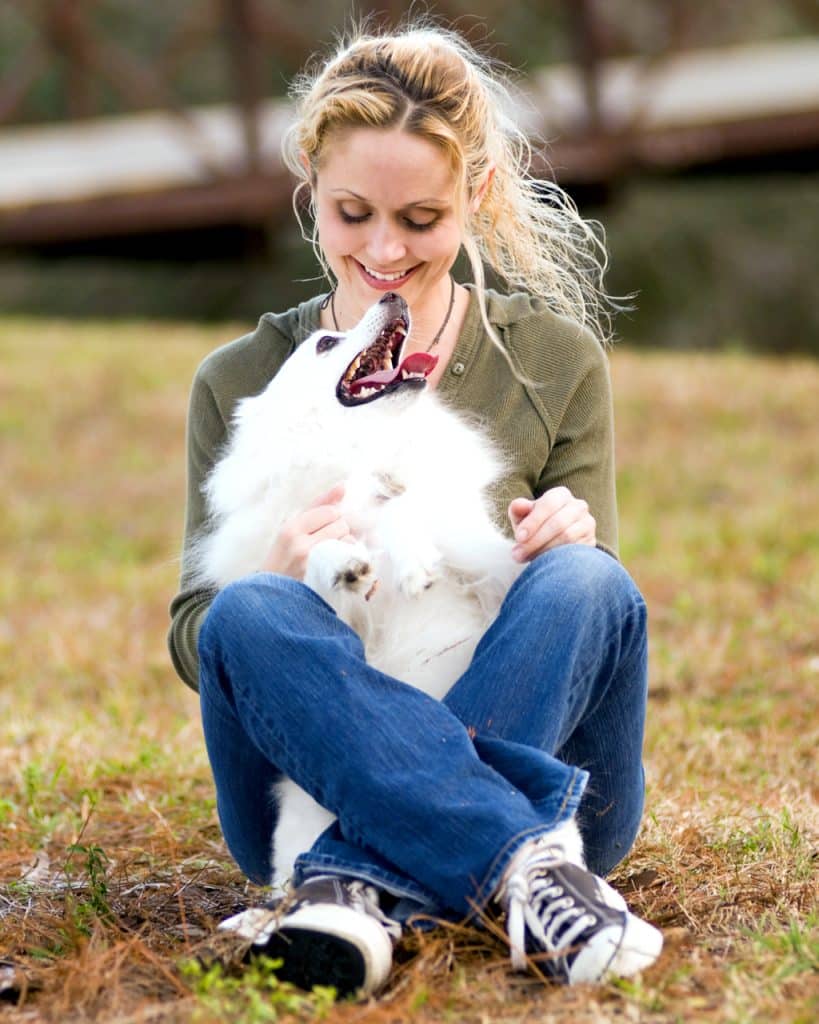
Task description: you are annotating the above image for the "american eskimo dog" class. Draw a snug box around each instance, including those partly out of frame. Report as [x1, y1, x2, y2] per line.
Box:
[192, 291, 522, 889]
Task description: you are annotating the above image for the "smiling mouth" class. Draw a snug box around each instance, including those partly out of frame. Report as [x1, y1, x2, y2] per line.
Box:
[364, 264, 417, 282]
[336, 315, 438, 406]
[357, 260, 420, 285]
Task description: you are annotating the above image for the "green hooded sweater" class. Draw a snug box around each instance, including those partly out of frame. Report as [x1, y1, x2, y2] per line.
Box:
[168, 285, 618, 691]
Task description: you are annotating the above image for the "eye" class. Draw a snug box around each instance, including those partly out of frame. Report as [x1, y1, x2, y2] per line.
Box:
[316, 334, 339, 354]
[404, 216, 438, 232]
[339, 209, 369, 225]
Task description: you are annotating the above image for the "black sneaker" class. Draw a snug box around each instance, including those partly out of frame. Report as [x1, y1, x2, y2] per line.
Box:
[217, 875, 400, 997]
[496, 840, 663, 984]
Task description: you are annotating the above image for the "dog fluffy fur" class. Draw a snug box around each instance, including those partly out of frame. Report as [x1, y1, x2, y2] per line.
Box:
[191, 292, 525, 890]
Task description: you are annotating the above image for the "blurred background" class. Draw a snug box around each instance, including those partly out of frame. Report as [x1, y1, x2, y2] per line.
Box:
[0, 0, 817, 354]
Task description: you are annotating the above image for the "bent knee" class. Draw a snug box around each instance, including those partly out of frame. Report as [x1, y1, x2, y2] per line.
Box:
[200, 573, 303, 649]
[524, 545, 645, 622]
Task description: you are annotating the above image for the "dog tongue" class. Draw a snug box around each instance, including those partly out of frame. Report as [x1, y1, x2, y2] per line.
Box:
[349, 351, 438, 394]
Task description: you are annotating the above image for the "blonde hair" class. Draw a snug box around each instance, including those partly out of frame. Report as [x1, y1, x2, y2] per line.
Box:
[282, 18, 615, 347]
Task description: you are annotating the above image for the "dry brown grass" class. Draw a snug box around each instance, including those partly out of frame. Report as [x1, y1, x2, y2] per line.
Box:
[1, 320, 817, 1022]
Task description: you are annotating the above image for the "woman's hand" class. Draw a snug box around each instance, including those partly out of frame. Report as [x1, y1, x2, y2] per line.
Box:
[508, 486, 596, 563]
[262, 483, 354, 579]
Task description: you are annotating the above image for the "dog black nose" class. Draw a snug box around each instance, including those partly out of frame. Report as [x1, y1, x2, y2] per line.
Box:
[379, 291, 408, 315]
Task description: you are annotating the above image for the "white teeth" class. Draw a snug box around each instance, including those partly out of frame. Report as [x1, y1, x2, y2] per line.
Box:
[365, 266, 408, 282]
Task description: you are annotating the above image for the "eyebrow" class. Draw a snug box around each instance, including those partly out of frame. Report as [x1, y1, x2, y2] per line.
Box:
[329, 188, 447, 208]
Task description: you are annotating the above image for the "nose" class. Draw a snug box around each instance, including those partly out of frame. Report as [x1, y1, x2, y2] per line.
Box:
[365, 219, 406, 266]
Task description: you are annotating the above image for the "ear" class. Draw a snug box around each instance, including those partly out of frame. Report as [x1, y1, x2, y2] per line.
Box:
[470, 164, 495, 213]
[299, 150, 317, 184]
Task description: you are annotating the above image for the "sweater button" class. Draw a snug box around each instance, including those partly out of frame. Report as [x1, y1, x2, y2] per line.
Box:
[451, 361, 465, 376]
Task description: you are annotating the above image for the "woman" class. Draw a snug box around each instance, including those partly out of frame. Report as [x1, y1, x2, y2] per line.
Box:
[168, 22, 662, 996]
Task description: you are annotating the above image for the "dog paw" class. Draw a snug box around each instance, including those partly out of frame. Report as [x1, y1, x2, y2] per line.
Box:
[399, 565, 438, 598]
[332, 554, 376, 595]
[396, 546, 443, 598]
[305, 539, 377, 600]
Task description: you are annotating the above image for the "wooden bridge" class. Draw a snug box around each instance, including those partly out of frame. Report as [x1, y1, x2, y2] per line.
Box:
[1, 1, 818, 246]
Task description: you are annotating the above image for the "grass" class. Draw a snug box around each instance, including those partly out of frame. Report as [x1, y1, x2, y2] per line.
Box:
[0, 318, 817, 1022]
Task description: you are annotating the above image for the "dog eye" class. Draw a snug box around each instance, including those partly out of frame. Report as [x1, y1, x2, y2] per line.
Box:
[316, 335, 339, 354]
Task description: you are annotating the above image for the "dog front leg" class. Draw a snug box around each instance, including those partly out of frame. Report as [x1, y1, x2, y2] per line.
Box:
[374, 497, 443, 598]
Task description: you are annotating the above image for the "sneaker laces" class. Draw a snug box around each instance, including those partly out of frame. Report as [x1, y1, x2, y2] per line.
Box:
[344, 880, 403, 943]
[503, 846, 599, 972]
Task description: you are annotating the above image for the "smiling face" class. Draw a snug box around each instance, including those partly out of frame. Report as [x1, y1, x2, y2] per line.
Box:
[312, 127, 464, 323]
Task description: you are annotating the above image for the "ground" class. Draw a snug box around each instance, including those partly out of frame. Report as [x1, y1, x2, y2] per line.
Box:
[0, 320, 816, 1022]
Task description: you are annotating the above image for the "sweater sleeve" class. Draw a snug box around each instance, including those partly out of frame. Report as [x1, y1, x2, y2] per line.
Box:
[535, 344, 619, 559]
[167, 368, 226, 691]
[166, 311, 301, 690]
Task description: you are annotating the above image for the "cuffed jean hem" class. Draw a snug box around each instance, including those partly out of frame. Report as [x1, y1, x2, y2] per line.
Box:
[294, 855, 437, 910]
[293, 763, 588, 923]
[470, 764, 588, 912]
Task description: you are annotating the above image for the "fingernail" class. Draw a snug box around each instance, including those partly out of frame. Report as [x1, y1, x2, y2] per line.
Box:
[512, 546, 523, 561]
[516, 528, 528, 541]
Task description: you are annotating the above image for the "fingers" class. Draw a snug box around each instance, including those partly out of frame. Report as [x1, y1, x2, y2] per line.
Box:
[281, 491, 352, 551]
[263, 482, 353, 576]
[298, 501, 351, 539]
[301, 483, 353, 543]
[279, 507, 352, 554]
[283, 516, 354, 575]
[508, 497, 535, 530]
[308, 483, 345, 509]
[509, 487, 596, 562]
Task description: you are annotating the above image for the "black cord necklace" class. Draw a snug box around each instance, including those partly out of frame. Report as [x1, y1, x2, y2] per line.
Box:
[326, 276, 456, 353]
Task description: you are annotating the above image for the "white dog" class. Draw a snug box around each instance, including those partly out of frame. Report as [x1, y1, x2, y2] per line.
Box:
[192, 291, 522, 890]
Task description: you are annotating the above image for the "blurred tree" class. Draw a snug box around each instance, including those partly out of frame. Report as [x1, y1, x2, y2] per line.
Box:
[1, 0, 816, 126]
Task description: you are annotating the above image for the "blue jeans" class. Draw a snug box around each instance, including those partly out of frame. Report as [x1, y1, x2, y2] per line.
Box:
[198, 545, 648, 919]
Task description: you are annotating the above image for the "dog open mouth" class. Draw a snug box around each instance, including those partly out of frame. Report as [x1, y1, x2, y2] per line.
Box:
[337, 315, 438, 406]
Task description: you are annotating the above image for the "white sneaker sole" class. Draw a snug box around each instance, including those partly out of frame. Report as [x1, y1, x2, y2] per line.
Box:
[219, 903, 393, 996]
[571, 913, 664, 983]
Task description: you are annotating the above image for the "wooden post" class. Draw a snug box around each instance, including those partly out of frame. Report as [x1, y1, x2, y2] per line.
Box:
[566, 0, 605, 134]
[221, 0, 263, 173]
[0, 43, 47, 123]
[44, 0, 94, 119]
